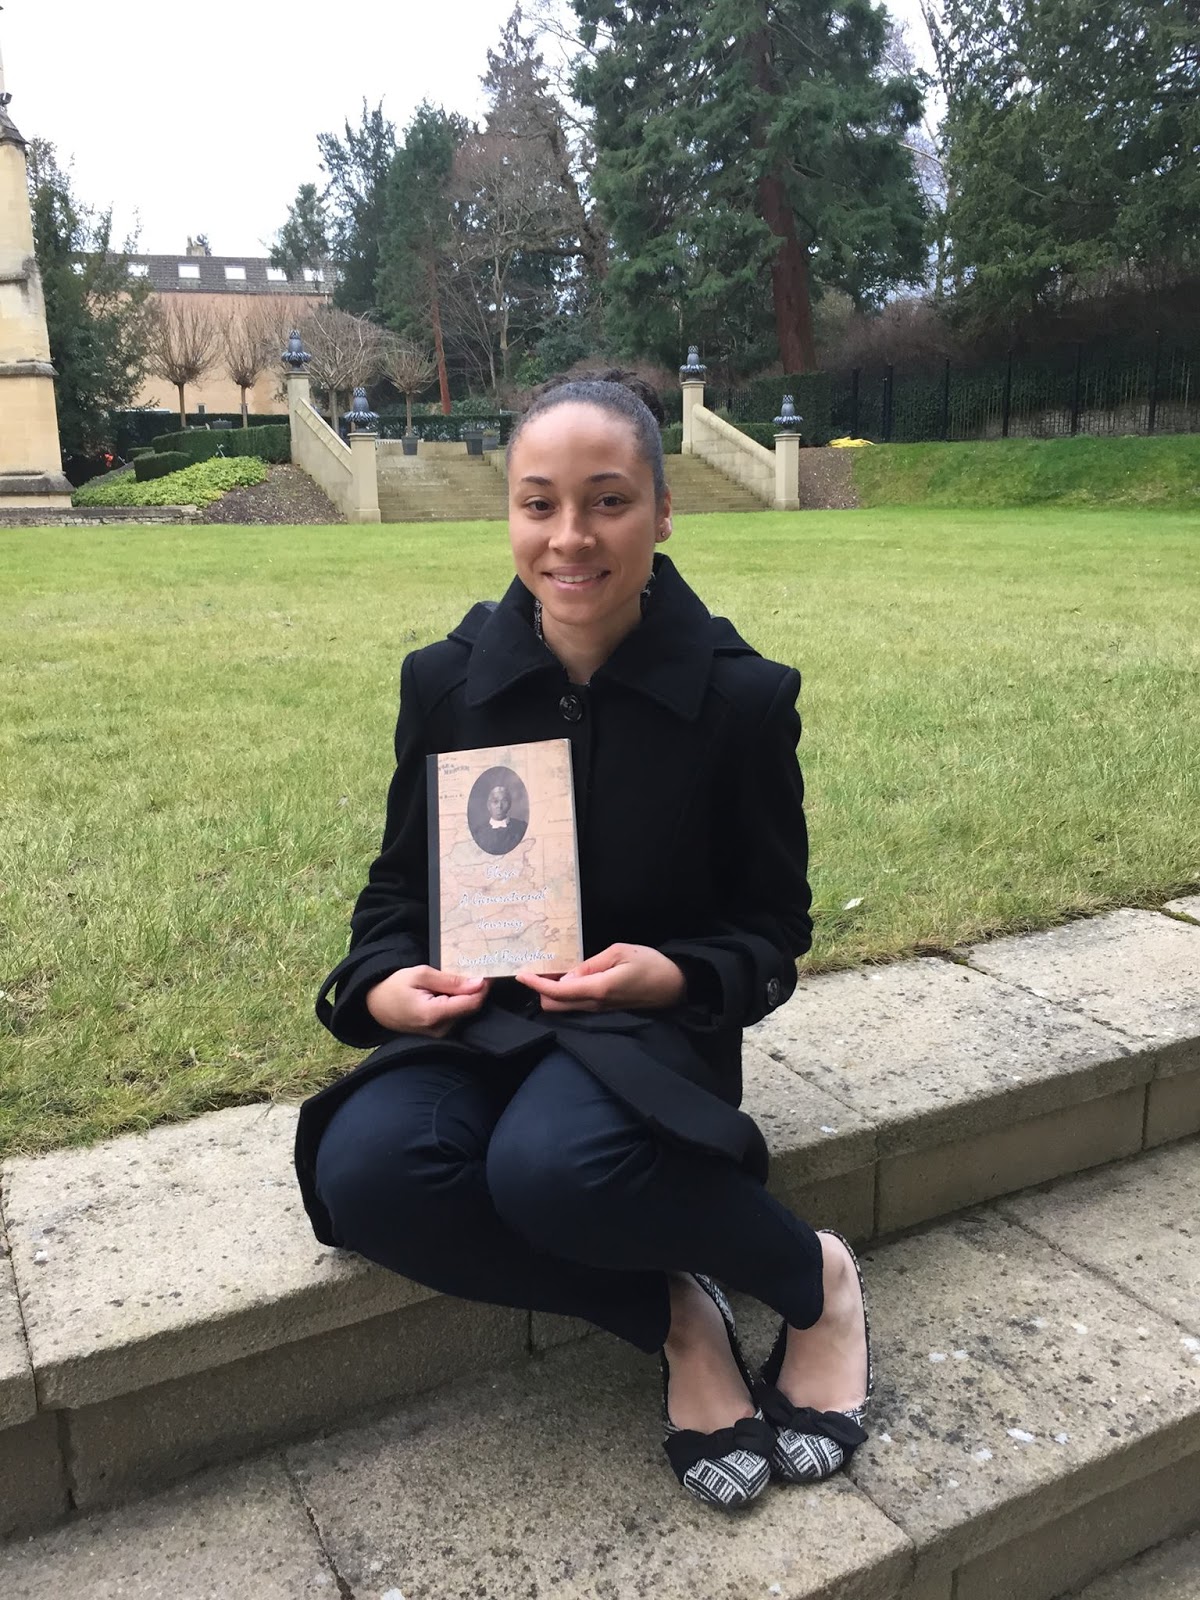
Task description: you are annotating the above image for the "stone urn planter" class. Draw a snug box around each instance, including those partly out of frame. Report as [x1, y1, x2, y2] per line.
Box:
[401, 431, 419, 457]
[463, 426, 485, 457]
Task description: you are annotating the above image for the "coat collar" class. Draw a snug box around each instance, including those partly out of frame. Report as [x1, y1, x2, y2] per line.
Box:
[454, 554, 754, 722]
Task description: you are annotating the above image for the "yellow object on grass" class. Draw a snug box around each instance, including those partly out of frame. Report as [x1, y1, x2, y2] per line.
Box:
[829, 436, 874, 448]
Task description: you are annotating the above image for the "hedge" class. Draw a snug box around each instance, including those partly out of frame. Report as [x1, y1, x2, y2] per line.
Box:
[111, 411, 284, 455]
[135, 451, 190, 481]
[728, 372, 833, 445]
[380, 411, 514, 444]
[152, 425, 290, 465]
[661, 422, 682, 454]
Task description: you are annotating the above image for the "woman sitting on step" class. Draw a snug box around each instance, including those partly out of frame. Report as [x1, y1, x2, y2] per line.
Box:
[292, 371, 872, 1511]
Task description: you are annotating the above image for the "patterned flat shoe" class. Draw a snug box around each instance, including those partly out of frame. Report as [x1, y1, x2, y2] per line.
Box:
[661, 1274, 774, 1510]
[753, 1229, 873, 1483]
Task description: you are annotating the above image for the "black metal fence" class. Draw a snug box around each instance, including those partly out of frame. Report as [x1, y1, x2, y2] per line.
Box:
[831, 336, 1198, 444]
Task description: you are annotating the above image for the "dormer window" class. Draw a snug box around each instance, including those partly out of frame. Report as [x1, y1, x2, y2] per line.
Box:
[127, 262, 149, 277]
[266, 267, 288, 282]
[177, 263, 201, 279]
[303, 266, 324, 283]
[224, 265, 246, 281]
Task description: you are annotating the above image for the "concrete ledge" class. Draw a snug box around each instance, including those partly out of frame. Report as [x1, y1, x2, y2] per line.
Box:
[1, 903, 1197, 1538]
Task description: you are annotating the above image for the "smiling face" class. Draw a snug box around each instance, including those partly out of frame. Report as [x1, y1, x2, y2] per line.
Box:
[508, 401, 672, 675]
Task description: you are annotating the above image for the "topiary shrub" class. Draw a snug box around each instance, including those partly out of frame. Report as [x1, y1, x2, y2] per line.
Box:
[128, 446, 156, 460]
[135, 451, 190, 481]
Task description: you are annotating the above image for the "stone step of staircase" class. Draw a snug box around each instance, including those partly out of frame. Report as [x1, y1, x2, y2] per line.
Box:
[4, 1134, 1200, 1599]
[1, 901, 1197, 1553]
[1071, 1527, 1200, 1597]
[665, 453, 770, 513]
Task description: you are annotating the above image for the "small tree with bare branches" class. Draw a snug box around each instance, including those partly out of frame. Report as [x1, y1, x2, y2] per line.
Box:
[219, 302, 282, 426]
[382, 337, 437, 434]
[146, 298, 219, 427]
[297, 306, 387, 432]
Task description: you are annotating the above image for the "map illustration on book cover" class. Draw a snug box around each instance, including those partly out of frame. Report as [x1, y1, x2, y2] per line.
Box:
[427, 738, 584, 977]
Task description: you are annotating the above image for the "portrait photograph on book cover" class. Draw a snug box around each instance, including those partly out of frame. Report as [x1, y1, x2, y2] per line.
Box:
[467, 765, 530, 856]
[428, 738, 584, 977]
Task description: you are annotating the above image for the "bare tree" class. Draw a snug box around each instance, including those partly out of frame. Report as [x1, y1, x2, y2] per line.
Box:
[448, 128, 577, 393]
[382, 337, 437, 434]
[220, 301, 281, 426]
[295, 306, 387, 432]
[146, 298, 219, 427]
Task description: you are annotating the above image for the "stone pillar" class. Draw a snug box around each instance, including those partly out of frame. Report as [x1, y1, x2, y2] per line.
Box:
[347, 387, 381, 524]
[348, 430, 381, 524]
[0, 53, 72, 510]
[773, 395, 803, 511]
[679, 345, 707, 456]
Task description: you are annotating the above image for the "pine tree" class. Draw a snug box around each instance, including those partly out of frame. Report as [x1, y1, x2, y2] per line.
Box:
[572, 0, 927, 374]
[316, 100, 396, 315]
[269, 183, 330, 282]
[939, 0, 1200, 332]
[376, 104, 466, 412]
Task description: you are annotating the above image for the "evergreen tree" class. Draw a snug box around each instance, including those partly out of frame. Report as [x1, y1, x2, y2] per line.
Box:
[939, 0, 1200, 331]
[376, 104, 465, 412]
[270, 182, 331, 281]
[316, 100, 396, 315]
[26, 140, 150, 460]
[572, 0, 927, 374]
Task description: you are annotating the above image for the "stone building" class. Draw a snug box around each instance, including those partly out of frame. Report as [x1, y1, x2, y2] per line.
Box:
[0, 39, 71, 509]
[125, 239, 328, 419]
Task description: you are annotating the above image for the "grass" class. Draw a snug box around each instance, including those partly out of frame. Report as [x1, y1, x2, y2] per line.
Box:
[2, 508, 1198, 1157]
[851, 433, 1200, 509]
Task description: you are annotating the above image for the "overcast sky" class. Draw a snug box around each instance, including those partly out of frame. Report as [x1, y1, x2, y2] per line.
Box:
[2, 0, 934, 260]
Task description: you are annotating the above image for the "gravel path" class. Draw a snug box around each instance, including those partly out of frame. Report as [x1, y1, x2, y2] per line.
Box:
[205, 465, 343, 525]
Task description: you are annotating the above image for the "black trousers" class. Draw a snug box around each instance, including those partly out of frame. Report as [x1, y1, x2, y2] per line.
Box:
[313, 1047, 825, 1354]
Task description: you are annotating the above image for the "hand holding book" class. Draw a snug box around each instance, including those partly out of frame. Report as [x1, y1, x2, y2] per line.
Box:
[366, 966, 491, 1038]
[516, 943, 686, 1014]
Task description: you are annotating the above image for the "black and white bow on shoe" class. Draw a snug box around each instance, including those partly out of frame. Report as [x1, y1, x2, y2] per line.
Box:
[660, 1275, 773, 1510]
[753, 1229, 874, 1484]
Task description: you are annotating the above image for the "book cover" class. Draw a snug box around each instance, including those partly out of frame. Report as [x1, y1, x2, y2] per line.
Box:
[427, 738, 584, 977]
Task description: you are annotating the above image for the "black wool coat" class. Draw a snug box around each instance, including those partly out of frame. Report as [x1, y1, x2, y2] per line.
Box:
[294, 554, 813, 1246]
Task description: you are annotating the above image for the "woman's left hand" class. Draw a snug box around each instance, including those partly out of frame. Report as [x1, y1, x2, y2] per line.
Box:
[515, 944, 686, 1013]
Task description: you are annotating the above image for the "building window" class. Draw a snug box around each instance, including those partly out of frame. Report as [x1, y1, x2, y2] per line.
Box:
[266, 267, 288, 282]
[71, 261, 86, 275]
[177, 263, 201, 279]
[224, 265, 247, 281]
[303, 266, 324, 283]
[127, 262, 149, 277]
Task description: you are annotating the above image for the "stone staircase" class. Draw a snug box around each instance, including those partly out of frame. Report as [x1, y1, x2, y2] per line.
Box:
[375, 449, 767, 523]
[664, 452, 768, 513]
[2, 898, 1199, 1598]
[377, 453, 509, 523]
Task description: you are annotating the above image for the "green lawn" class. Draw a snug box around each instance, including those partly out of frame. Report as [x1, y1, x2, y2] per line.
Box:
[850, 433, 1200, 509]
[2, 508, 1198, 1157]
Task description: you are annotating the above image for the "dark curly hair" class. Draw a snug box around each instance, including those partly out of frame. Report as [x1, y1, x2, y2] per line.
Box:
[506, 367, 668, 502]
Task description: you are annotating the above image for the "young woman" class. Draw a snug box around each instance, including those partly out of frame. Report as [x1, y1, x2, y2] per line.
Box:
[292, 374, 871, 1510]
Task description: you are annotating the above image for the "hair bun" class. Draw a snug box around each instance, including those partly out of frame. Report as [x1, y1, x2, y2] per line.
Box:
[534, 367, 666, 428]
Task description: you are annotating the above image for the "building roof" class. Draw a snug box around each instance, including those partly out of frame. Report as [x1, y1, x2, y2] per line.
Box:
[117, 253, 330, 297]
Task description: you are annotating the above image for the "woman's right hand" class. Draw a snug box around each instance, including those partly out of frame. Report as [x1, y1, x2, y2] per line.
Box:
[365, 966, 490, 1038]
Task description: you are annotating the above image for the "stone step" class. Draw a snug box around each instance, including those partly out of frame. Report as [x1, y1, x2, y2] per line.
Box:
[1070, 1527, 1200, 1597]
[4, 1135, 1200, 1598]
[1, 903, 1197, 1541]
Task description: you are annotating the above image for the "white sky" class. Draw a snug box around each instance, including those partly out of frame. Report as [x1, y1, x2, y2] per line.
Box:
[2, 0, 935, 259]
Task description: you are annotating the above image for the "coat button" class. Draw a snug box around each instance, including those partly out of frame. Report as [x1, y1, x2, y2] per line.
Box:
[559, 692, 584, 722]
[765, 977, 782, 1007]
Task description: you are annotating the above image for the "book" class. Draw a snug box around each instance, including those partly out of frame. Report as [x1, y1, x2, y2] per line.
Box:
[427, 738, 584, 978]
